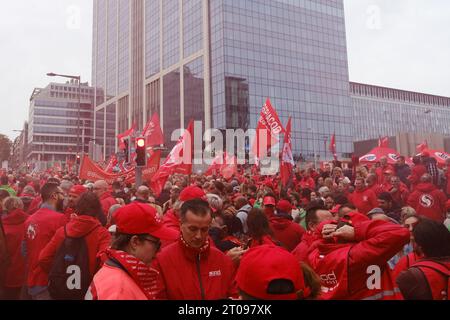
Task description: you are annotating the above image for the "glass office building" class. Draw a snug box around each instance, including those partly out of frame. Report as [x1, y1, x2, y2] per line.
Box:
[27, 82, 95, 166]
[351, 82, 450, 142]
[92, 0, 353, 160]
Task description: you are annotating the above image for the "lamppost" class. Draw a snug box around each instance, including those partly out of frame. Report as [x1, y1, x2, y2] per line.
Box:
[47, 72, 81, 173]
[307, 126, 317, 169]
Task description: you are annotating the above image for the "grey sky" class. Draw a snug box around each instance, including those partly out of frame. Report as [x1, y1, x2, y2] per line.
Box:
[1, 0, 449, 141]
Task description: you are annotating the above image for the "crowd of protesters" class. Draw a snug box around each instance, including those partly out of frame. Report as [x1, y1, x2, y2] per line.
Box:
[0, 152, 449, 300]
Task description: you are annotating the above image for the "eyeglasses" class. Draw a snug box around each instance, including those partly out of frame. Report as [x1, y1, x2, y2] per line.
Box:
[143, 237, 161, 251]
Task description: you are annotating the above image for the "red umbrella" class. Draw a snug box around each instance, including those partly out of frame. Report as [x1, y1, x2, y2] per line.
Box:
[359, 147, 403, 165]
[419, 148, 450, 166]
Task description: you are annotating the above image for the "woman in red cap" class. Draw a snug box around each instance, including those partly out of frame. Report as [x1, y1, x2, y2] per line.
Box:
[86, 202, 178, 300]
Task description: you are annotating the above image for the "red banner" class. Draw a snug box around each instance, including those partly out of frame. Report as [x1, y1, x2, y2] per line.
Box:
[330, 133, 337, 161]
[79, 150, 161, 185]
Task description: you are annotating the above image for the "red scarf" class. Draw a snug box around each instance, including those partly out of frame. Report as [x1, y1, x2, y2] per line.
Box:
[106, 249, 159, 300]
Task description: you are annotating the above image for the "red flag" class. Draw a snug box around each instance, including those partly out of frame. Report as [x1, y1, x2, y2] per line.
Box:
[143, 113, 164, 147]
[204, 153, 224, 176]
[221, 153, 238, 180]
[105, 155, 118, 173]
[251, 99, 285, 161]
[150, 120, 194, 196]
[378, 136, 389, 148]
[117, 123, 136, 150]
[280, 117, 294, 187]
[416, 140, 429, 153]
[329, 134, 337, 161]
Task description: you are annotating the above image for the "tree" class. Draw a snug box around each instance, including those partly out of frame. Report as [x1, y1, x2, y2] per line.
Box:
[0, 134, 12, 162]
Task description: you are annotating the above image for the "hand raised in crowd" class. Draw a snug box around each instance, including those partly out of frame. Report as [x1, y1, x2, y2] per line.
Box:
[227, 246, 248, 267]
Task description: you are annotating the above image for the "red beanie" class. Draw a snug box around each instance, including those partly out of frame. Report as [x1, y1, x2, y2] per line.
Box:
[179, 186, 207, 202]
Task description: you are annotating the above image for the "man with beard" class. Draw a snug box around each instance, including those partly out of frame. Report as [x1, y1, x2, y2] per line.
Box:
[23, 183, 67, 300]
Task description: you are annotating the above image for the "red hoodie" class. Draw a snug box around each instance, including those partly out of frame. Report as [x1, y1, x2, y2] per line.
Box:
[153, 239, 237, 300]
[100, 193, 117, 219]
[348, 188, 378, 215]
[407, 183, 447, 222]
[292, 231, 320, 263]
[24, 208, 67, 288]
[306, 220, 410, 300]
[408, 165, 427, 189]
[27, 195, 42, 215]
[38, 215, 111, 276]
[269, 216, 305, 251]
[2, 209, 28, 288]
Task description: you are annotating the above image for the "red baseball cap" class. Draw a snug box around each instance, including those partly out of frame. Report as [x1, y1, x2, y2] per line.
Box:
[179, 186, 207, 202]
[69, 185, 87, 196]
[114, 202, 179, 240]
[446, 199, 450, 211]
[277, 200, 292, 213]
[236, 245, 309, 300]
[263, 196, 276, 206]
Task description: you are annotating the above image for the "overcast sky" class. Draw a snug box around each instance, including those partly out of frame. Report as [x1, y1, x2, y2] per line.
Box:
[1, 0, 449, 141]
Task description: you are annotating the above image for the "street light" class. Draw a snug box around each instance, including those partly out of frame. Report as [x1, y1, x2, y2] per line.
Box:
[47, 72, 81, 173]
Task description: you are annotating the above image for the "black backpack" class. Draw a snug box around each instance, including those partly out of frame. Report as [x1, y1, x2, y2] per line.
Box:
[48, 226, 95, 300]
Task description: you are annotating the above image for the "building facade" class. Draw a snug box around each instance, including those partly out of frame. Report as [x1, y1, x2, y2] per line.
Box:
[11, 122, 28, 170]
[92, 0, 354, 161]
[27, 81, 95, 168]
[351, 82, 450, 143]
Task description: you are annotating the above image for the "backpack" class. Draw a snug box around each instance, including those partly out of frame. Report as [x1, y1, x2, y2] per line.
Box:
[48, 226, 96, 300]
[412, 260, 449, 300]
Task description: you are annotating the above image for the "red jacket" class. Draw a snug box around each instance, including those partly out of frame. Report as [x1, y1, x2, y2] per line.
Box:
[348, 188, 378, 215]
[390, 183, 410, 207]
[408, 165, 427, 189]
[161, 209, 181, 248]
[24, 207, 67, 288]
[2, 209, 28, 287]
[392, 251, 420, 281]
[38, 215, 111, 276]
[292, 231, 320, 263]
[153, 239, 237, 300]
[407, 183, 447, 222]
[27, 195, 42, 215]
[306, 220, 410, 300]
[269, 216, 305, 251]
[100, 193, 117, 218]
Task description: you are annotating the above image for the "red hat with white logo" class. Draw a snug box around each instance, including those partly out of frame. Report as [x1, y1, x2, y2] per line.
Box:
[236, 245, 310, 300]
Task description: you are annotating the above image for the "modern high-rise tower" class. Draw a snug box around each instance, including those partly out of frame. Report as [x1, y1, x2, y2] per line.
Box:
[92, 0, 353, 161]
